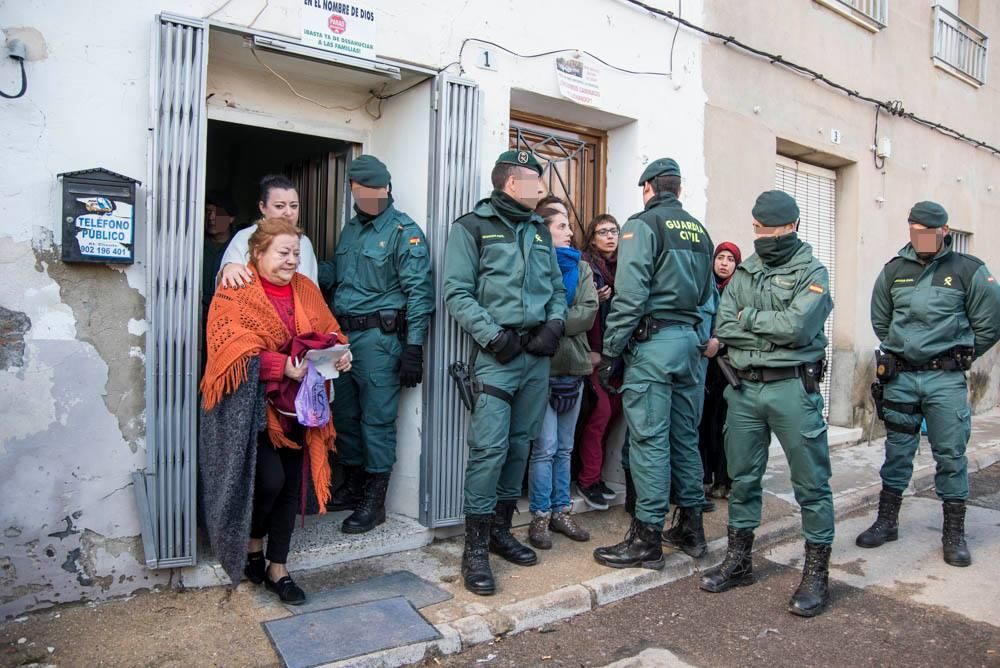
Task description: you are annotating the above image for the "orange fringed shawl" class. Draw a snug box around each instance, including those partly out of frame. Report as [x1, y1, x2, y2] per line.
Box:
[200, 267, 345, 512]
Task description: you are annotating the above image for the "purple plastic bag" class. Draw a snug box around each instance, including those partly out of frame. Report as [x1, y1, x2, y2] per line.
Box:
[295, 361, 330, 427]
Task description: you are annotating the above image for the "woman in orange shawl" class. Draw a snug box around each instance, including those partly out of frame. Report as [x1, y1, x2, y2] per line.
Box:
[200, 218, 349, 604]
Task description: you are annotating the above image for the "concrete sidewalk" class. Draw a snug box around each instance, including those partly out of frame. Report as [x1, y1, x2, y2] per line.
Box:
[2, 410, 999, 668]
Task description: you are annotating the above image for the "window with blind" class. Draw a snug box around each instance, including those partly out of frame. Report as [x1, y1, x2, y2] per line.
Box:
[950, 229, 972, 254]
[509, 112, 607, 241]
[775, 157, 837, 418]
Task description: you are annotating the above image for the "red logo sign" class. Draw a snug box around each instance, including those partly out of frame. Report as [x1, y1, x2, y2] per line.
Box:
[328, 14, 346, 34]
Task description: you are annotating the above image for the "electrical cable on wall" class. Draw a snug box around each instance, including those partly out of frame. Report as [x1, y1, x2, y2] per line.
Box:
[1, 39, 28, 99]
[873, 105, 886, 170]
[456, 37, 670, 77]
[621, 0, 1000, 158]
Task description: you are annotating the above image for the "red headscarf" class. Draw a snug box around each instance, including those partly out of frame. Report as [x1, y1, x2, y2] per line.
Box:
[714, 241, 742, 291]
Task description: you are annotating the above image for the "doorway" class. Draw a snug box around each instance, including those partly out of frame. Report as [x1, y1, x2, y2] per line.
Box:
[205, 119, 355, 265]
[509, 112, 608, 239]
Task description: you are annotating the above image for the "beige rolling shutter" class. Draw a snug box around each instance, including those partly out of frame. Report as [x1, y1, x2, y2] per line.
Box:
[775, 157, 836, 417]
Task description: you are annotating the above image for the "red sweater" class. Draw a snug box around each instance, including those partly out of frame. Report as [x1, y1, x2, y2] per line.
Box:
[259, 276, 296, 381]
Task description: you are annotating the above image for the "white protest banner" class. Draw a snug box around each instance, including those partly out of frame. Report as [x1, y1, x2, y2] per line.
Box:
[555, 55, 601, 107]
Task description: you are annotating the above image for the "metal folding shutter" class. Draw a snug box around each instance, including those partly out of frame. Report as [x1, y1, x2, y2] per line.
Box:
[775, 157, 836, 418]
[133, 14, 208, 568]
[420, 75, 482, 527]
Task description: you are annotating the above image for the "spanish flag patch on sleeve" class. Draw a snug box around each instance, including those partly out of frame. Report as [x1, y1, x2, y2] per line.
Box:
[409, 237, 422, 245]
[808, 283, 825, 294]
[622, 232, 634, 240]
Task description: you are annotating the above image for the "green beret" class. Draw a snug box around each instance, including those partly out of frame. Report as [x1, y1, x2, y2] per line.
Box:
[495, 149, 543, 176]
[752, 190, 800, 227]
[908, 201, 948, 228]
[637, 158, 681, 186]
[347, 154, 391, 188]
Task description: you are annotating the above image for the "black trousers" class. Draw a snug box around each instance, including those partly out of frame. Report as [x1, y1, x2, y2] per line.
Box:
[250, 433, 304, 564]
[698, 365, 730, 488]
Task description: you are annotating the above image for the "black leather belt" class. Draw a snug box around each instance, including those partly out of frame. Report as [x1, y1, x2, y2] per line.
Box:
[897, 357, 964, 372]
[649, 318, 692, 328]
[341, 313, 382, 332]
[736, 365, 805, 383]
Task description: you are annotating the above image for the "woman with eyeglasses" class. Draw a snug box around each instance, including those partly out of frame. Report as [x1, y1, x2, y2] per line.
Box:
[576, 214, 624, 512]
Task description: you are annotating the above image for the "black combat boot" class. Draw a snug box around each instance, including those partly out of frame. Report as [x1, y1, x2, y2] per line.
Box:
[942, 500, 971, 567]
[328, 465, 366, 512]
[489, 500, 538, 566]
[855, 487, 903, 548]
[462, 514, 496, 595]
[341, 472, 390, 534]
[662, 506, 707, 558]
[788, 542, 831, 617]
[624, 468, 637, 518]
[593, 518, 665, 570]
[700, 526, 755, 593]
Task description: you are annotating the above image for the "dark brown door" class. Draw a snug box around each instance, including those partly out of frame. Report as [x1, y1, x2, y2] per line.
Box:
[509, 112, 607, 241]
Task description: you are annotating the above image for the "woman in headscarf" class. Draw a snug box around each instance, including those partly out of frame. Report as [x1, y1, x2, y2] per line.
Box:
[699, 241, 742, 499]
[527, 200, 599, 550]
[200, 218, 351, 604]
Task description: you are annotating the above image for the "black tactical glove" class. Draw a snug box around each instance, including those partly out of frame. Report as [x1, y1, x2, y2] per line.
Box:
[596, 355, 619, 394]
[523, 320, 565, 357]
[487, 329, 523, 364]
[398, 344, 424, 388]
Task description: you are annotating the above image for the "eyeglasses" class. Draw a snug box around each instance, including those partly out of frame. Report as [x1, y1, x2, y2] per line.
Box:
[595, 228, 619, 238]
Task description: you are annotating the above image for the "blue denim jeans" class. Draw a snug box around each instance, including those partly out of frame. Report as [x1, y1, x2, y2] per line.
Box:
[528, 377, 583, 513]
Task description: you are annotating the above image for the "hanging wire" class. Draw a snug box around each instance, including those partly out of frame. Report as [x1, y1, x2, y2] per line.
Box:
[621, 0, 1000, 158]
[0, 57, 27, 99]
[457, 38, 669, 77]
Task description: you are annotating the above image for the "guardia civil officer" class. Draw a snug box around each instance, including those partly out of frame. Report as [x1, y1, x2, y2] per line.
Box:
[857, 201, 1000, 566]
[701, 190, 835, 618]
[443, 150, 567, 596]
[316, 155, 434, 534]
[591, 158, 715, 570]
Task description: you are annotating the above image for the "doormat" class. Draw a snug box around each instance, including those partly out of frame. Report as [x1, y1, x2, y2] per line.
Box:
[286, 570, 453, 615]
[263, 595, 441, 668]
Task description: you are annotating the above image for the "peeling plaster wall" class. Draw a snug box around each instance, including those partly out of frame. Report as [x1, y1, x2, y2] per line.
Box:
[1, 0, 704, 615]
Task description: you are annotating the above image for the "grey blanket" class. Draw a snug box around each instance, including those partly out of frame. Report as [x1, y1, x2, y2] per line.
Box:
[199, 356, 267, 586]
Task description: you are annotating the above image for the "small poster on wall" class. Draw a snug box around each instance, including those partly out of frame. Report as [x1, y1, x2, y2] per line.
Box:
[301, 0, 377, 62]
[556, 55, 602, 107]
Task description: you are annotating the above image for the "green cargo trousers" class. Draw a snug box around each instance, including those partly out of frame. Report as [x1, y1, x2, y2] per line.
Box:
[880, 370, 970, 500]
[724, 378, 834, 545]
[329, 328, 402, 474]
[620, 325, 704, 528]
[464, 349, 550, 515]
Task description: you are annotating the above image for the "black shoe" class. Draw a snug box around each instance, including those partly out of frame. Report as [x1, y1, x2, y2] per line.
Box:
[266, 574, 306, 605]
[596, 481, 617, 500]
[490, 500, 537, 566]
[856, 487, 903, 548]
[942, 500, 972, 567]
[624, 469, 636, 518]
[662, 506, 708, 558]
[700, 526, 755, 593]
[593, 518, 665, 570]
[579, 483, 610, 510]
[702, 498, 717, 513]
[341, 472, 390, 534]
[462, 514, 496, 596]
[788, 542, 831, 617]
[244, 551, 265, 584]
[328, 465, 366, 511]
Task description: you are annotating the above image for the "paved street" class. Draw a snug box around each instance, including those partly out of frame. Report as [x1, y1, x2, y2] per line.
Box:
[428, 464, 1000, 668]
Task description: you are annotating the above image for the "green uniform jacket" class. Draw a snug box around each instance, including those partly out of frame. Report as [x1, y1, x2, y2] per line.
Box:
[871, 240, 1000, 364]
[443, 197, 567, 348]
[318, 204, 434, 346]
[550, 262, 598, 377]
[603, 192, 714, 357]
[716, 242, 833, 369]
